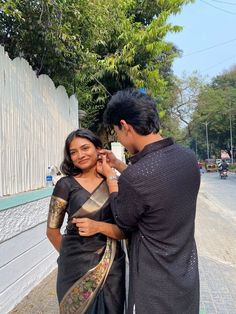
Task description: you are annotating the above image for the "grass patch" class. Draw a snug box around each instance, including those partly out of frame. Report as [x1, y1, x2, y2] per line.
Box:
[229, 164, 236, 171]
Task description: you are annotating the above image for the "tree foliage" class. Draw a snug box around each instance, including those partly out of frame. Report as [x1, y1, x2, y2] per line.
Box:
[190, 67, 236, 159]
[160, 67, 236, 160]
[160, 72, 204, 142]
[0, 0, 193, 135]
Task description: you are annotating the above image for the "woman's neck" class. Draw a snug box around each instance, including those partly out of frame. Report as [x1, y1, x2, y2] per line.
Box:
[76, 166, 101, 179]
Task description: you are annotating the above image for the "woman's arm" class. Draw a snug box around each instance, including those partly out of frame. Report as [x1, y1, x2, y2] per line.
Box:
[46, 227, 62, 252]
[72, 218, 125, 240]
[96, 221, 125, 240]
[46, 179, 69, 252]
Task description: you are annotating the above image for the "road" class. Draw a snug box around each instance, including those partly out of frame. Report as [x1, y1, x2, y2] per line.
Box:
[9, 171, 236, 314]
[200, 170, 236, 217]
[196, 170, 236, 313]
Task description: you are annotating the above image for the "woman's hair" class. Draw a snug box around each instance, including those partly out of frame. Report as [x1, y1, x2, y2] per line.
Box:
[60, 129, 103, 176]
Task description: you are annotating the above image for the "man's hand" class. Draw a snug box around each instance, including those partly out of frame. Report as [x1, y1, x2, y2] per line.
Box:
[96, 155, 119, 193]
[98, 149, 127, 173]
[72, 218, 101, 237]
[96, 154, 116, 178]
[98, 149, 118, 168]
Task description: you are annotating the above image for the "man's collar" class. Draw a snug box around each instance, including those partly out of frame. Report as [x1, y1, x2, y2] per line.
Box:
[129, 137, 174, 164]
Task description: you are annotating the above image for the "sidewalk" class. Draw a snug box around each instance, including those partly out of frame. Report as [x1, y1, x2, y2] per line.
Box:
[9, 193, 236, 314]
[9, 270, 58, 314]
[195, 191, 236, 314]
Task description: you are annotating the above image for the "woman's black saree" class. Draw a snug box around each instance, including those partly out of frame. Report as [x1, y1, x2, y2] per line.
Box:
[47, 176, 125, 314]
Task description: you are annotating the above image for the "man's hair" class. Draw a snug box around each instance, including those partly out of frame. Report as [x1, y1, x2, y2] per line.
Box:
[103, 89, 160, 135]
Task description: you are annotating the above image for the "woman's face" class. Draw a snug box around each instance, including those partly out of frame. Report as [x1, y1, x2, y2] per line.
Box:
[69, 136, 98, 171]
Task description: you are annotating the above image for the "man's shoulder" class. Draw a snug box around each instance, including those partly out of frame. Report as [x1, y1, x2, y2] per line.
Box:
[122, 144, 197, 178]
[167, 141, 191, 153]
[167, 142, 196, 161]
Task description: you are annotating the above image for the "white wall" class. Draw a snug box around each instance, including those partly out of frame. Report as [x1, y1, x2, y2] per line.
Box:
[0, 197, 59, 314]
[0, 45, 78, 197]
[111, 142, 126, 163]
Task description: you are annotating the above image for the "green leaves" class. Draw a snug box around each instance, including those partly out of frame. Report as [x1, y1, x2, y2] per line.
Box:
[0, 0, 192, 136]
[189, 68, 236, 158]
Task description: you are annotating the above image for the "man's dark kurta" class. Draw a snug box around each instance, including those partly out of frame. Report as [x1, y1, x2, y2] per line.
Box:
[110, 138, 200, 314]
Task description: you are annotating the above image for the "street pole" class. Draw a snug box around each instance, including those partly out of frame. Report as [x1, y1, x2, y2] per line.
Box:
[195, 138, 198, 159]
[229, 112, 234, 164]
[205, 121, 209, 160]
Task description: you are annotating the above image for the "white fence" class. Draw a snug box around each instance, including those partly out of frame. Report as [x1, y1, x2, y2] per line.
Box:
[0, 46, 78, 197]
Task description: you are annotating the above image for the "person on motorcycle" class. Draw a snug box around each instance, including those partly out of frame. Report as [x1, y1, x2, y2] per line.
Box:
[221, 160, 228, 171]
[218, 159, 228, 176]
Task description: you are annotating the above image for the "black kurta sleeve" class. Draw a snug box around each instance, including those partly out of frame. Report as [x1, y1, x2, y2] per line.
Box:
[109, 175, 145, 232]
[47, 177, 69, 229]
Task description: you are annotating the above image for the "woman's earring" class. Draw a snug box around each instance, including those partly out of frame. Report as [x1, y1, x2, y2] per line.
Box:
[97, 154, 102, 161]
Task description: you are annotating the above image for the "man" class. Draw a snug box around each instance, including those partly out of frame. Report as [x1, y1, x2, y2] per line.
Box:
[217, 159, 228, 178]
[220, 159, 229, 171]
[100, 89, 200, 314]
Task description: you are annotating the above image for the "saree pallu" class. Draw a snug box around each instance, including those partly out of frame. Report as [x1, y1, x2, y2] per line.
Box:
[53, 180, 125, 314]
[58, 234, 125, 314]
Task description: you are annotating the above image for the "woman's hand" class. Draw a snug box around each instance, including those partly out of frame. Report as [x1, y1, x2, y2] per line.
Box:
[72, 218, 101, 237]
[72, 218, 125, 240]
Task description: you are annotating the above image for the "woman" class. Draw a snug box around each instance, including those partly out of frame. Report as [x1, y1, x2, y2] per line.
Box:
[46, 129, 125, 314]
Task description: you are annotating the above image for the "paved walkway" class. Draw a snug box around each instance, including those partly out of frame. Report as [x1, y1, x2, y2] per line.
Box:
[199, 256, 236, 314]
[9, 270, 58, 314]
[10, 190, 236, 314]
[195, 189, 236, 314]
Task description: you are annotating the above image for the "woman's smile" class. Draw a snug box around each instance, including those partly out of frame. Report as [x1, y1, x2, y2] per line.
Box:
[78, 158, 90, 165]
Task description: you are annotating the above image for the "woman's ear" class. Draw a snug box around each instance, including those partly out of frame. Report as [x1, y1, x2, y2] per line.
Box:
[96, 149, 102, 160]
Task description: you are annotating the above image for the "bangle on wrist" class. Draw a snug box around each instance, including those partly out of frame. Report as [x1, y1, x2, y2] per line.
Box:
[106, 175, 118, 181]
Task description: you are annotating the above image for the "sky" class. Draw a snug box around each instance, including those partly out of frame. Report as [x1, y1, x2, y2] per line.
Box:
[166, 0, 236, 80]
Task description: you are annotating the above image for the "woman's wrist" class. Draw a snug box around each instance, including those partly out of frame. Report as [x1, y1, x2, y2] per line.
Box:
[105, 169, 117, 180]
[96, 221, 103, 234]
[106, 174, 118, 181]
[106, 177, 118, 193]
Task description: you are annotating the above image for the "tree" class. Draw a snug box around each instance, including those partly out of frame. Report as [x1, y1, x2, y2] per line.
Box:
[160, 72, 204, 143]
[0, 0, 194, 139]
[190, 67, 236, 159]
